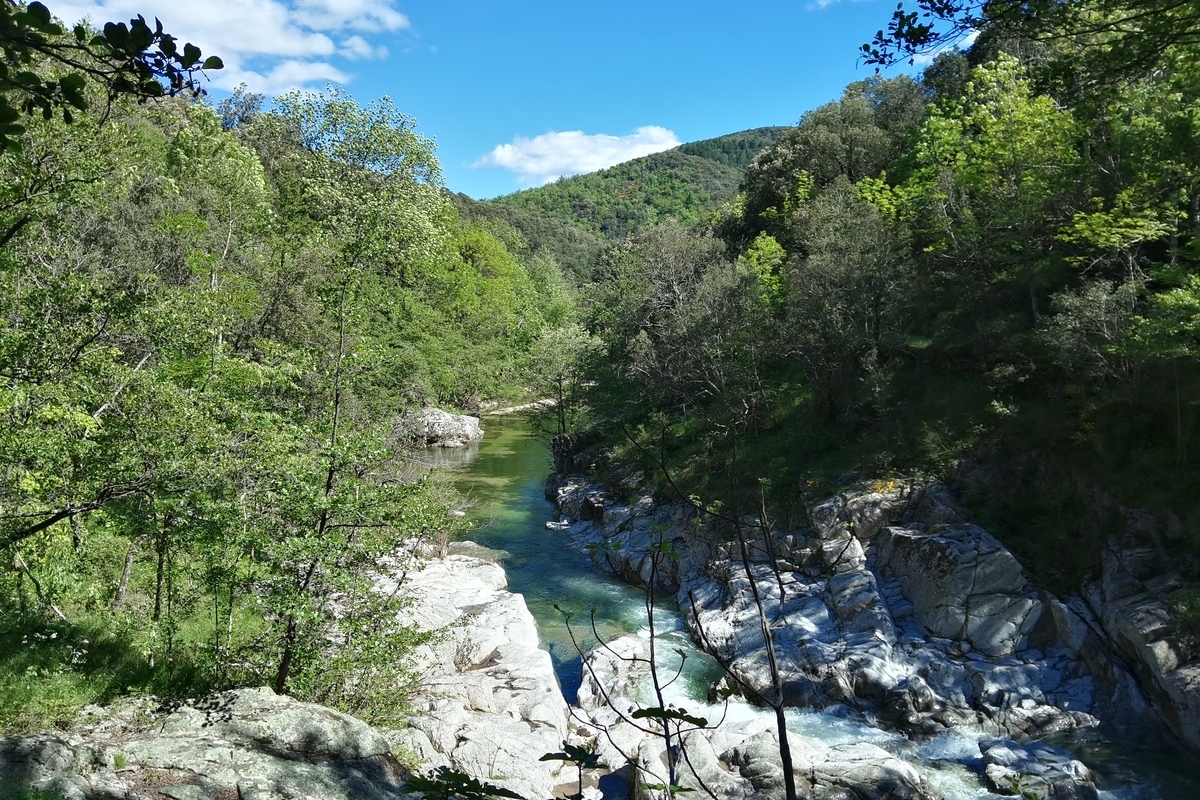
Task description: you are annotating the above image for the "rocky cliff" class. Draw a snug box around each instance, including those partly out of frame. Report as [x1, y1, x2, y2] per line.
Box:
[547, 472, 1194, 794]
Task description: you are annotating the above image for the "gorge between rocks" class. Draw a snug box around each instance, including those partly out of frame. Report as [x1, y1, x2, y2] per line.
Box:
[445, 417, 1200, 800]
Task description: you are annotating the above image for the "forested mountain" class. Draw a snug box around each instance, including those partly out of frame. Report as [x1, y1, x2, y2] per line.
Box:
[489, 127, 787, 244]
[451, 191, 605, 285]
[677, 128, 787, 169]
[512, 18, 1200, 594]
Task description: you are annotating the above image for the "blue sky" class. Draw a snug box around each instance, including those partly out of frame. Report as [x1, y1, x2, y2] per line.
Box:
[52, 0, 930, 198]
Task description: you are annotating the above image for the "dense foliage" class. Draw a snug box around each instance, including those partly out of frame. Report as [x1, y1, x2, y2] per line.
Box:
[0, 20, 573, 726]
[6, 0, 1200, 744]
[0, 0, 221, 152]
[677, 128, 788, 170]
[452, 192, 605, 286]
[554, 2, 1200, 588]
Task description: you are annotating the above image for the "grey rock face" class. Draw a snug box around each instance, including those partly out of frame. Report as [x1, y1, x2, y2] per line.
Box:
[0, 547, 570, 800]
[387, 545, 571, 800]
[980, 739, 1099, 799]
[874, 525, 1042, 657]
[0, 688, 409, 800]
[406, 407, 484, 447]
[547, 478, 686, 591]
[550, 477, 1102, 743]
[1085, 537, 1200, 751]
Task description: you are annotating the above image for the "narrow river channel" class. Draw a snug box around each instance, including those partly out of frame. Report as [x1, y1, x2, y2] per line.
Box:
[434, 415, 682, 701]
[434, 415, 1200, 800]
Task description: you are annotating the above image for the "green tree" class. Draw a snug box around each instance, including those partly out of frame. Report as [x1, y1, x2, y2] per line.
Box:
[907, 53, 1079, 320]
[526, 323, 603, 436]
[786, 178, 915, 420]
[735, 77, 925, 254]
[863, 0, 1200, 83]
[738, 231, 787, 310]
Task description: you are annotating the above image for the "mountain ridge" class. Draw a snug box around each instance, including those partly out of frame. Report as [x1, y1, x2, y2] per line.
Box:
[490, 126, 786, 239]
[453, 126, 786, 281]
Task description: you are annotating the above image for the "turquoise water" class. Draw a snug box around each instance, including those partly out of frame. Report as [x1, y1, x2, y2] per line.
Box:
[441, 416, 1200, 800]
[442, 416, 676, 701]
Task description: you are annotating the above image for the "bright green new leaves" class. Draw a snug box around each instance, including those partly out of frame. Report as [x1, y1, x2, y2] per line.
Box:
[0, 71, 565, 722]
[525, 323, 603, 436]
[907, 54, 1079, 317]
[1058, 193, 1172, 275]
[739, 232, 787, 308]
[274, 86, 447, 280]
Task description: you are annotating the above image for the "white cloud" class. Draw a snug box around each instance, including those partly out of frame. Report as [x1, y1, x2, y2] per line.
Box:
[476, 126, 682, 186]
[293, 0, 409, 32]
[229, 60, 352, 96]
[340, 35, 387, 60]
[912, 29, 980, 65]
[47, 0, 407, 94]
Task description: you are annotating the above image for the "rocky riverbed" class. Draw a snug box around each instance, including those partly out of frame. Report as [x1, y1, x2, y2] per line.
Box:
[386, 542, 571, 800]
[547, 470, 1200, 797]
[4, 428, 1198, 799]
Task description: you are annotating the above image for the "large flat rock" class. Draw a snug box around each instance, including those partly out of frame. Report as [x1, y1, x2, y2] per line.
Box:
[386, 546, 571, 800]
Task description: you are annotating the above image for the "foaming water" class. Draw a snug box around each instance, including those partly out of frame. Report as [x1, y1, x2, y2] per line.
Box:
[440, 416, 1200, 800]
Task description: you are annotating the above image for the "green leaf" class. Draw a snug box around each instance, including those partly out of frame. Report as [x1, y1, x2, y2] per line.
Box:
[641, 783, 695, 794]
[60, 72, 86, 91]
[182, 42, 202, 68]
[406, 767, 527, 800]
[24, 2, 61, 34]
[630, 707, 709, 727]
[26, 2, 51, 22]
[538, 742, 599, 767]
[104, 21, 129, 47]
[201, 55, 224, 70]
[128, 16, 154, 51]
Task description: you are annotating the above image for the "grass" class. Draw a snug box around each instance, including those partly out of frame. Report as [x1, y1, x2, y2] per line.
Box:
[0, 525, 274, 734]
[0, 612, 218, 733]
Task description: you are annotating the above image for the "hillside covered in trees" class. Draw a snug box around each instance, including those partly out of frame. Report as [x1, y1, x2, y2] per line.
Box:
[505, 2, 1200, 594]
[488, 128, 786, 242]
[0, 3, 579, 730]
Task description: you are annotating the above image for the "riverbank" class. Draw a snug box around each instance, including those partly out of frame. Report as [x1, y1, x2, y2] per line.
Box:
[546, 467, 1200, 798]
[6, 417, 1198, 799]
[0, 541, 576, 800]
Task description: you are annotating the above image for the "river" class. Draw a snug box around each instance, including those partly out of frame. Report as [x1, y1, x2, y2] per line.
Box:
[436, 415, 1200, 800]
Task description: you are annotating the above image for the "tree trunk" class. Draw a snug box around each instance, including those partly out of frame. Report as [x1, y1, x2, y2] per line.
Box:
[275, 617, 299, 694]
[112, 534, 147, 610]
[276, 283, 349, 695]
[153, 533, 166, 622]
